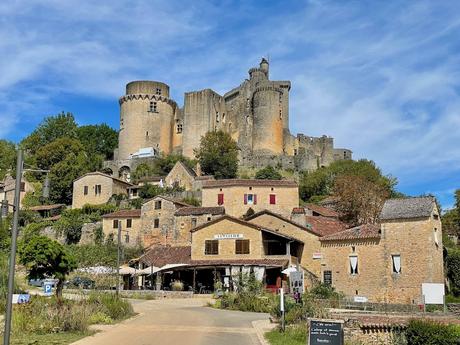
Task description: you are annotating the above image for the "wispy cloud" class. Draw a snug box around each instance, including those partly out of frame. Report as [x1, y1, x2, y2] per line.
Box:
[0, 0, 459, 206]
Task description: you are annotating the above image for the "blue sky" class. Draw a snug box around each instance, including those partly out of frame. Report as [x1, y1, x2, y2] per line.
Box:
[1, 0, 459, 209]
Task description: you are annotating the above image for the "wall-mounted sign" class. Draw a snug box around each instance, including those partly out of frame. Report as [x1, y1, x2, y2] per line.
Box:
[354, 296, 368, 303]
[312, 253, 322, 259]
[214, 234, 243, 240]
[308, 318, 344, 345]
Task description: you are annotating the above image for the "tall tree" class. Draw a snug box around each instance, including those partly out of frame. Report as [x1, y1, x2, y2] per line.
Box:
[33, 137, 84, 170]
[21, 112, 78, 155]
[76, 124, 118, 160]
[19, 236, 76, 299]
[333, 174, 390, 225]
[254, 166, 282, 180]
[0, 140, 16, 180]
[194, 131, 239, 179]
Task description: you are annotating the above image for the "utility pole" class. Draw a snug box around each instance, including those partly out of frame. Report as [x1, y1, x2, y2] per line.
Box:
[3, 149, 23, 345]
[116, 220, 121, 296]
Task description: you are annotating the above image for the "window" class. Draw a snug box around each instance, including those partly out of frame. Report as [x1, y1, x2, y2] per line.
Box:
[83, 186, 88, 195]
[127, 219, 132, 228]
[216, 112, 219, 123]
[95, 184, 102, 195]
[113, 219, 119, 229]
[349, 256, 358, 275]
[205, 240, 219, 255]
[294, 149, 298, 156]
[222, 113, 226, 123]
[434, 228, 439, 246]
[150, 101, 158, 112]
[235, 239, 250, 254]
[155, 88, 162, 95]
[191, 218, 197, 228]
[279, 109, 282, 119]
[323, 270, 332, 285]
[125, 234, 129, 243]
[207, 217, 211, 221]
[433, 214, 439, 220]
[20, 182, 25, 192]
[244, 194, 257, 205]
[217, 193, 224, 205]
[176, 124, 183, 133]
[146, 131, 149, 137]
[154, 218, 160, 228]
[392, 255, 401, 274]
[154, 200, 162, 210]
[269, 194, 276, 205]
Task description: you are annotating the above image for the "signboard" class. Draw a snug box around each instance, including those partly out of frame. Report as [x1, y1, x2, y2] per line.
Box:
[290, 271, 304, 294]
[308, 319, 344, 345]
[12, 294, 30, 304]
[422, 283, 445, 305]
[214, 234, 243, 240]
[44, 282, 53, 295]
[312, 253, 322, 259]
[353, 296, 368, 303]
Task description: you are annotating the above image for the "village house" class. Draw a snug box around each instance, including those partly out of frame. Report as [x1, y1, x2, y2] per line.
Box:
[319, 197, 444, 304]
[303, 203, 339, 219]
[102, 209, 142, 248]
[201, 179, 298, 218]
[72, 172, 132, 209]
[2, 175, 35, 209]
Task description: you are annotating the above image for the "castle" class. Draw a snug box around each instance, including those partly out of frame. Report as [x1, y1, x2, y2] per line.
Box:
[105, 58, 352, 180]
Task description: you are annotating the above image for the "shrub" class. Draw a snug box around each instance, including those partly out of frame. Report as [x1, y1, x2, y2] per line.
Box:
[308, 283, 343, 300]
[405, 319, 460, 345]
[171, 280, 184, 291]
[446, 249, 460, 296]
[255, 166, 282, 180]
[87, 292, 134, 321]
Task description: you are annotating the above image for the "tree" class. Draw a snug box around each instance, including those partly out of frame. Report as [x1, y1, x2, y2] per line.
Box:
[21, 112, 78, 155]
[0, 140, 16, 180]
[194, 130, 239, 179]
[76, 124, 118, 160]
[154, 154, 196, 176]
[131, 163, 156, 181]
[299, 159, 399, 202]
[54, 209, 86, 244]
[333, 174, 390, 225]
[33, 137, 84, 170]
[254, 166, 282, 180]
[18, 236, 76, 298]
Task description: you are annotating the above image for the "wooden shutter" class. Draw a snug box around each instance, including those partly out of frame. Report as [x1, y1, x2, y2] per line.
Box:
[244, 194, 247, 205]
[218, 193, 224, 205]
[269, 194, 276, 205]
[254, 194, 257, 205]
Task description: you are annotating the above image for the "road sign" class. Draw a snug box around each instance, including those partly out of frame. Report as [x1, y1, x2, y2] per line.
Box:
[43, 282, 53, 295]
[308, 319, 344, 345]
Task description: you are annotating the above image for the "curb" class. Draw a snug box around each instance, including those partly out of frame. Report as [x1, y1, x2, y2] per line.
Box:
[252, 319, 276, 345]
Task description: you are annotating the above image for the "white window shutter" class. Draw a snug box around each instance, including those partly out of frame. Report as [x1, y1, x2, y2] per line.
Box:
[392, 255, 401, 273]
[349, 256, 358, 274]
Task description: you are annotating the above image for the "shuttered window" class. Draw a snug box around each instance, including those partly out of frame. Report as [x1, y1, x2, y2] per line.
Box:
[324, 271, 332, 285]
[113, 219, 119, 229]
[126, 219, 132, 228]
[269, 194, 276, 205]
[235, 240, 250, 254]
[217, 193, 224, 205]
[205, 240, 219, 255]
[154, 218, 159, 228]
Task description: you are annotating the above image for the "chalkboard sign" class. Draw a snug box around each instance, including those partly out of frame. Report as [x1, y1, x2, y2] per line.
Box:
[308, 319, 343, 345]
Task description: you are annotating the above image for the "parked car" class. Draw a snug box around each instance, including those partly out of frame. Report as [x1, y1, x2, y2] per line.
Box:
[28, 278, 58, 287]
[65, 276, 95, 289]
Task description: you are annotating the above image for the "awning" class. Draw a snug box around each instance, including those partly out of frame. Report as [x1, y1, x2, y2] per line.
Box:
[159, 263, 189, 272]
[136, 266, 161, 275]
[119, 266, 138, 275]
[77, 266, 116, 275]
[282, 266, 298, 275]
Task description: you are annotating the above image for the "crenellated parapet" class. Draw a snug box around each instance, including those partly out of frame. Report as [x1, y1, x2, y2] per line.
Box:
[119, 94, 178, 109]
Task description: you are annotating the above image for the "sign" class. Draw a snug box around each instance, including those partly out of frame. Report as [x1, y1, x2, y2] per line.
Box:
[308, 319, 344, 345]
[214, 234, 243, 240]
[422, 283, 445, 305]
[353, 296, 368, 303]
[12, 294, 30, 304]
[290, 271, 304, 294]
[44, 282, 53, 295]
[312, 253, 322, 259]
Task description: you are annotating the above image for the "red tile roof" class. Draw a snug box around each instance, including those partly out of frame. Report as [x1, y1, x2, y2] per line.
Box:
[202, 179, 297, 188]
[320, 224, 381, 242]
[292, 207, 306, 214]
[304, 216, 347, 237]
[74, 171, 133, 186]
[190, 259, 288, 267]
[102, 209, 141, 218]
[140, 246, 191, 267]
[305, 203, 339, 218]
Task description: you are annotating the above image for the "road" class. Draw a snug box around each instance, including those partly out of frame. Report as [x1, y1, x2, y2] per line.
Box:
[72, 298, 272, 345]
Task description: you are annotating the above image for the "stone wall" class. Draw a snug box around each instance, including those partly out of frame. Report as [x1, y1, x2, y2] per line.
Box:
[79, 221, 102, 245]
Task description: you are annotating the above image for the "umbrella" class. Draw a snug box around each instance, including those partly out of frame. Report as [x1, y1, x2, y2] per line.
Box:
[159, 263, 189, 272]
[281, 266, 298, 275]
[119, 266, 138, 275]
[136, 266, 161, 275]
[77, 266, 116, 274]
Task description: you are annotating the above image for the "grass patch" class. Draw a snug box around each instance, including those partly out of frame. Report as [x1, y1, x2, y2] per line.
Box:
[265, 325, 307, 345]
[11, 331, 92, 345]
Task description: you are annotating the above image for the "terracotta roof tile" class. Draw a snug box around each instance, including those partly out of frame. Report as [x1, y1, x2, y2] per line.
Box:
[102, 209, 141, 218]
[320, 224, 381, 241]
[140, 246, 191, 267]
[174, 206, 225, 216]
[292, 207, 305, 214]
[305, 203, 339, 218]
[304, 216, 347, 237]
[202, 179, 297, 188]
[74, 171, 133, 186]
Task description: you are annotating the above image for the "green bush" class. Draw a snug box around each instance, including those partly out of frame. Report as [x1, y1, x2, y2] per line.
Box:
[87, 292, 134, 320]
[308, 283, 343, 300]
[446, 249, 460, 296]
[405, 319, 460, 345]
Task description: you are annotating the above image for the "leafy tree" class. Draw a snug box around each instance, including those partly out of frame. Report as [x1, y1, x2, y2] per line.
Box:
[33, 137, 84, 170]
[447, 250, 460, 296]
[22, 182, 43, 208]
[194, 130, 239, 179]
[54, 209, 86, 244]
[132, 163, 156, 181]
[154, 154, 196, 176]
[0, 140, 16, 180]
[138, 184, 164, 199]
[299, 159, 398, 202]
[76, 124, 118, 160]
[333, 175, 389, 225]
[19, 236, 76, 298]
[254, 166, 282, 180]
[21, 112, 78, 155]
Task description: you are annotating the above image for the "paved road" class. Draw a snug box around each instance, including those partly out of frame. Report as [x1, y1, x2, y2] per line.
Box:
[72, 298, 271, 345]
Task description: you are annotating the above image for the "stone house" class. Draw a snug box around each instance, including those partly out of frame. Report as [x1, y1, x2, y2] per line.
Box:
[72, 172, 132, 209]
[164, 161, 196, 191]
[319, 197, 444, 304]
[102, 209, 142, 248]
[28, 204, 66, 220]
[141, 195, 190, 247]
[201, 179, 298, 218]
[2, 175, 35, 209]
[303, 203, 339, 219]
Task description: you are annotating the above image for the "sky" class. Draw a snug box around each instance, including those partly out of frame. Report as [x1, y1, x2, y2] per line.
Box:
[0, 0, 459, 209]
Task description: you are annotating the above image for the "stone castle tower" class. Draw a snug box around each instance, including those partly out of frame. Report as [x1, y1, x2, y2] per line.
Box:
[106, 59, 352, 179]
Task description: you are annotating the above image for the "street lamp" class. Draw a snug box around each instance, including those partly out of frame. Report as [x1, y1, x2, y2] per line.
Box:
[116, 221, 129, 296]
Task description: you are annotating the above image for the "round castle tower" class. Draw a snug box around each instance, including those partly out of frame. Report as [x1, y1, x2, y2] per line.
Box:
[118, 81, 176, 160]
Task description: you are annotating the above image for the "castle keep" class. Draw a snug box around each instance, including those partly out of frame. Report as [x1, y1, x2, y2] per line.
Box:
[106, 59, 352, 179]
